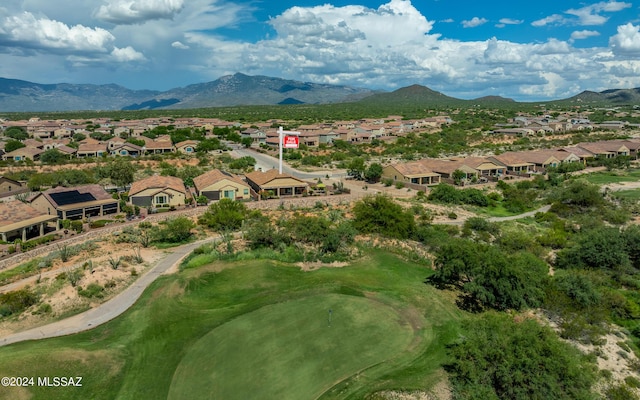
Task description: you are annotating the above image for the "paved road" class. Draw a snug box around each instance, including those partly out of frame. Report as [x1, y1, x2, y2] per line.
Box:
[232, 147, 347, 179]
[0, 237, 219, 347]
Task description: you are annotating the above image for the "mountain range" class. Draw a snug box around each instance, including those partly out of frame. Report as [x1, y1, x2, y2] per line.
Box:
[0, 73, 638, 112]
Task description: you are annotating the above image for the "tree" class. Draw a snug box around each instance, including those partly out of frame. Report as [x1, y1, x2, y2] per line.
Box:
[452, 169, 466, 185]
[555, 227, 632, 275]
[429, 183, 462, 204]
[4, 127, 28, 140]
[198, 198, 248, 231]
[352, 194, 416, 239]
[431, 238, 547, 311]
[40, 149, 68, 165]
[178, 165, 202, 187]
[196, 138, 224, 152]
[346, 157, 366, 180]
[100, 158, 136, 188]
[4, 139, 25, 153]
[364, 162, 383, 182]
[446, 313, 597, 400]
[154, 217, 194, 243]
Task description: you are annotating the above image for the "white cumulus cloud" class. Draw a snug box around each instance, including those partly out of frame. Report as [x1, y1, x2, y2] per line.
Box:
[95, 0, 185, 25]
[532, 14, 565, 27]
[171, 41, 189, 49]
[0, 11, 114, 53]
[571, 30, 601, 40]
[462, 17, 488, 28]
[111, 46, 146, 61]
[610, 23, 640, 55]
[499, 18, 523, 25]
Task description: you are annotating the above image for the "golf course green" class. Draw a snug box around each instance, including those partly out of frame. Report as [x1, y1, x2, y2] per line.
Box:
[169, 294, 413, 399]
[0, 250, 465, 400]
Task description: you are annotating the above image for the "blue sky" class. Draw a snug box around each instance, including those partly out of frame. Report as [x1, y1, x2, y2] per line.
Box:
[0, 0, 639, 101]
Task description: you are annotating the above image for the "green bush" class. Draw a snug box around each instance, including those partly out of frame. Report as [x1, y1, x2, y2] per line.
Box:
[77, 283, 104, 299]
[70, 220, 83, 233]
[0, 288, 39, 317]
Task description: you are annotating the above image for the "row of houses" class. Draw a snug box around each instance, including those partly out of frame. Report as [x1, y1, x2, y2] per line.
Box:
[493, 115, 640, 136]
[0, 136, 200, 162]
[0, 168, 310, 243]
[383, 139, 639, 188]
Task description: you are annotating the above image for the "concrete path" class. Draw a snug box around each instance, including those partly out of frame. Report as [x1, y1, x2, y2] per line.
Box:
[0, 237, 218, 347]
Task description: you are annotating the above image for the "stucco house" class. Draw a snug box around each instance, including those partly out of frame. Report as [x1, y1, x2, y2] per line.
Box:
[244, 169, 309, 198]
[29, 184, 119, 220]
[129, 175, 189, 208]
[193, 169, 251, 202]
[382, 161, 442, 187]
[0, 200, 58, 242]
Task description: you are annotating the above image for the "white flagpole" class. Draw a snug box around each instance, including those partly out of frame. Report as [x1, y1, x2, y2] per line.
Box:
[278, 126, 283, 174]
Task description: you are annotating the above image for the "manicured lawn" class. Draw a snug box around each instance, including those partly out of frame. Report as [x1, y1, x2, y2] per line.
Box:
[169, 294, 413, 400]
[582, 169, 640, 185]
[612, 189, 640, 201]
[0, 250, 465, 400]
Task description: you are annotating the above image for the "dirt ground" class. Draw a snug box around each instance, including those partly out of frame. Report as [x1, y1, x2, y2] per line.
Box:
[0, 238, 166, 336]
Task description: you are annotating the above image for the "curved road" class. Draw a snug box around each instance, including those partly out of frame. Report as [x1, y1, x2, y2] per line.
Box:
[232, 147, 347, 179]
[0, 237, 219, 347]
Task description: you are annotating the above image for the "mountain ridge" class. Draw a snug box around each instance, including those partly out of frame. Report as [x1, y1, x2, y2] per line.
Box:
[0, 74, 638, 112]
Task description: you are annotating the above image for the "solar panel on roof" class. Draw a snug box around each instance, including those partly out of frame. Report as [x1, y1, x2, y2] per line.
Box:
[50, 191, 96, 206]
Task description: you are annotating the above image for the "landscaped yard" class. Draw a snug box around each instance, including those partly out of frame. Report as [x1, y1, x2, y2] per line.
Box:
[0, 250, 465, 400]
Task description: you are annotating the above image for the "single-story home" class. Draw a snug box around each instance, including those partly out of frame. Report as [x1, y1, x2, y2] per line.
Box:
[29, 184, 119, 220]
[193, 169, 251, 201]
[244, 169, 309, 197]
[129, 175, 189, 208]
[382, 161, 442, 187]
[1, 147, 44, 161]
[0, 176, 28, 198]
[0, 200, 58, 242]
[175, 140, 199, 154]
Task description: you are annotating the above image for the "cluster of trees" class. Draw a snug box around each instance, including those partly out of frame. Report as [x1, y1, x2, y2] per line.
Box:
[446, 313, 597, 400]
[430, 238, 548, 311]
[428, 183, 493, 207]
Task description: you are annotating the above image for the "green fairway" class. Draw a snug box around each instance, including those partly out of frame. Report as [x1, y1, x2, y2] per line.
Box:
[581, 169, 640, 185]
[611, 189, 640, 201]
[0, 250, 465, 399]
[169, 294, 413, 400]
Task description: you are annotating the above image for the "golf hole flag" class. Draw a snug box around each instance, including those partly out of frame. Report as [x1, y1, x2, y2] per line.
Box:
[283, 135, 299, 149]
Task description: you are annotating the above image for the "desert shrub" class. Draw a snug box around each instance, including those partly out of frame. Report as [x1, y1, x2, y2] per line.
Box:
[0, 288, 39, 317]
[446, 313, 597, 400]
[77, 283, 104, 299]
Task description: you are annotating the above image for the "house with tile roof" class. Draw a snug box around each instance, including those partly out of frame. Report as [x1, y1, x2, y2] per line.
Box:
[144, 139, 175, 154]
[0, 200, 58, 242]
[557, 146, 595, 164]
[2, 147, 44, 161]
[487, 153, 535, 175]
[193, 169, 251, 202]
[110, 143, 144, 157]
[382, 161, 441, 188]
[512, 150, 563, 172]
[76, 142, 108, 158]
[175, 140, 199, 155]
[0, 176, 28, 198]
[577, 142, 630, 159]
[29, 184, 119, 220]
[129, 175, 189, 208]
[244, 169, 308, 198]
